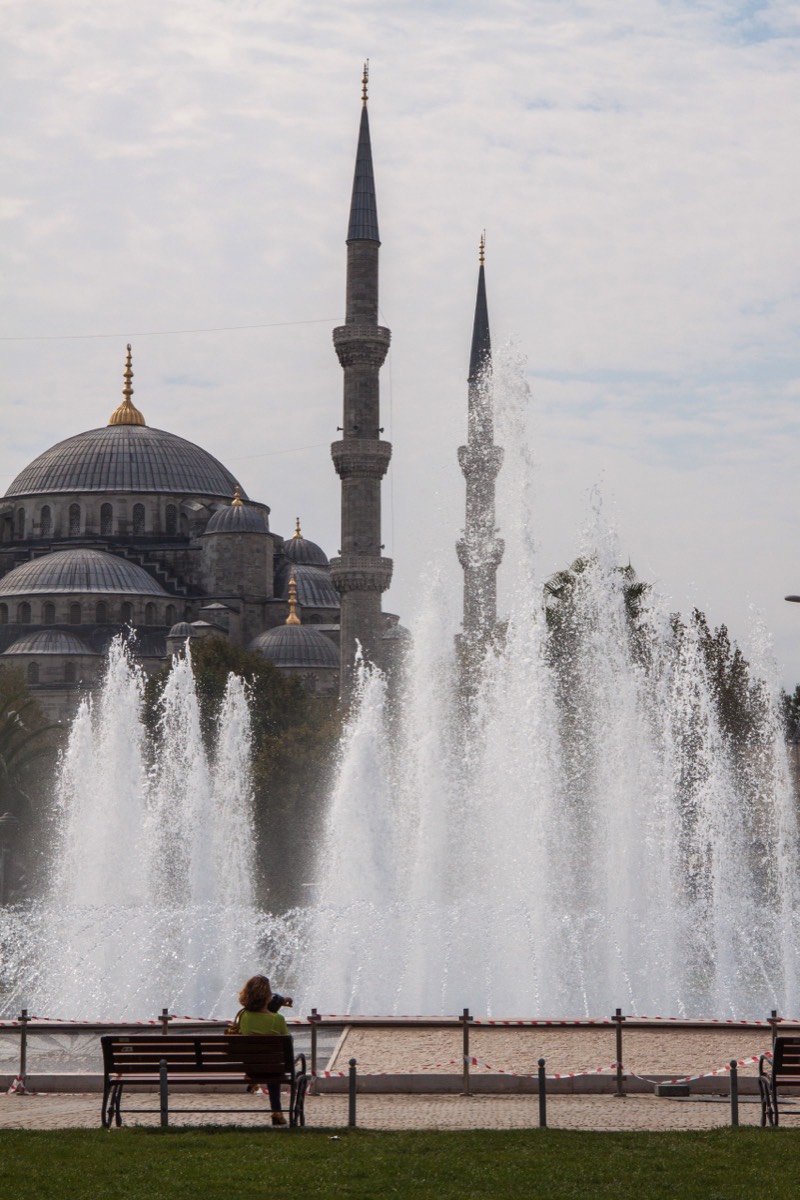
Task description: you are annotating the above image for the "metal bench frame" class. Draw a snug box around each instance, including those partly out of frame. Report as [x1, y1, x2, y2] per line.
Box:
[759, 1035, 800, 1127]
[100, 1033, 308, 1129]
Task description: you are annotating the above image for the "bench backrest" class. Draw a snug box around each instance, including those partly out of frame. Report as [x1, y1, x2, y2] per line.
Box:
[101, 1034, 294, 1080]
[772, 1036, 800, 1080]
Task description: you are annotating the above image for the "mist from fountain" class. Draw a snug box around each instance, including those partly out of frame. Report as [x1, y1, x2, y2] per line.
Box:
[0, 639, 287, 1020]
[303, 351, 800, 1018]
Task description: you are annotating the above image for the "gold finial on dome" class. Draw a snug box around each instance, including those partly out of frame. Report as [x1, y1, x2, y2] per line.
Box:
[286, 573, 301, 625]
[231, 486, 244, 507]
[108, 344, 146, 427]
[479, 231, 485, 266]
[361, 59, 369, 107]
[293, 517, 302, 539]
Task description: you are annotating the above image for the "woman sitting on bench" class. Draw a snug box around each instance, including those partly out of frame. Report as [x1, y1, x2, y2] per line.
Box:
[235, 975, 292, 1126]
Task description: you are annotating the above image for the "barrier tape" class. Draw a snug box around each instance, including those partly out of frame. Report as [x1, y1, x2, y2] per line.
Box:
[464, 1055, 621, 1080]
[5, 1076, 34, 1096]
[626, 1052, 770, 1086]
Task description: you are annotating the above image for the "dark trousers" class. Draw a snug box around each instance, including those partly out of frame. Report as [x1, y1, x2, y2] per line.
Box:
[267, 1081, 281, 1110]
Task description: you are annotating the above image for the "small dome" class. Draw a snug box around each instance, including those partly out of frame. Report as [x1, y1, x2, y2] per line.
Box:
[0, 549, 168, 597]
[250, 624, 339, 669]
[204, 503, 268, 535]
[282, 519, 329, 567]
[168, 622, 194, 638]
[275, 562, 339, 609]
[1, 630, 96, 656]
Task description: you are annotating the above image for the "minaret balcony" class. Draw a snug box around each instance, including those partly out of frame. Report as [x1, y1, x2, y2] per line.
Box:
[331, 440, 392, 479]
[457, 444, 504, 479]
[333, 325, 391, 369]
[330, 554, 393, 594]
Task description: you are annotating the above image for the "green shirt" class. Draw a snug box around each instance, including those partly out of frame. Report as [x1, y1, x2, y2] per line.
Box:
[238, 1009, 289, 1036]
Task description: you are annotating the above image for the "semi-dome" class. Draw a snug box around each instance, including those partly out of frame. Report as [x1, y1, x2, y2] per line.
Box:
[5, 425, 245, 500]
[282, 519, 329, 567]
[275, 562, 339, 609]
[204, 493, 268, 535]
[0, 549, 168, 596]
[249, 624, 339, 669]
[167, 621, 194, 638]
[1, 630, 97, 656]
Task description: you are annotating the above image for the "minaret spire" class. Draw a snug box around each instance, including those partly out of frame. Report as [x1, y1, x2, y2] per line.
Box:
[108, 343, 146, 427]
[457, 237, 504, 645]
[330, 68, 393, 696]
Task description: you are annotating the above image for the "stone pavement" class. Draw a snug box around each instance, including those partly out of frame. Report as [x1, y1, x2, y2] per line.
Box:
[0, 1090, 784, 1131]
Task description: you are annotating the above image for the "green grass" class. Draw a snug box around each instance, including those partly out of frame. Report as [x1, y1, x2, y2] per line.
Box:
[2, 1127, 800, 1200]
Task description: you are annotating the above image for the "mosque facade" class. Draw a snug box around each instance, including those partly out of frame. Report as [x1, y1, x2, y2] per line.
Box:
[0, 74, 404, 721]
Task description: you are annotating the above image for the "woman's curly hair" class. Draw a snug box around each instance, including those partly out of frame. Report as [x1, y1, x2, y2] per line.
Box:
[238, 975, 272, 1011]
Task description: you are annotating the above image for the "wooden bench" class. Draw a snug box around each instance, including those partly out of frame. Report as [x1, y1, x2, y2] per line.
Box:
[100, 1033, 308, 1129]
[759, 1036, 800, 1126]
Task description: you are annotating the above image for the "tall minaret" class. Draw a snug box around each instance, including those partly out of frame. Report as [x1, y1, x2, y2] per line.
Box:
[330, 63, 393, 697]
[457, 236, 504, 642]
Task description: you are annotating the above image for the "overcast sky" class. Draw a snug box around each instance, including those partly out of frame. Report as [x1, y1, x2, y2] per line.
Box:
[3, 0, 800, 684]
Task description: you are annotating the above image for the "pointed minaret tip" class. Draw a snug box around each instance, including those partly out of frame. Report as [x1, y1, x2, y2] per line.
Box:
[479, 231, 485, 266]
[362, 59, 369, 107]
[347, 61, 380, 242]
[293, 517, 302, 539]
[231, 486, 244, 507]
[286, 573, 301, 625]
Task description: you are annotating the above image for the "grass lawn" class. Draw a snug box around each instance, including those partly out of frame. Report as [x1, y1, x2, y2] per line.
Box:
[2, 1127, 799, 1200]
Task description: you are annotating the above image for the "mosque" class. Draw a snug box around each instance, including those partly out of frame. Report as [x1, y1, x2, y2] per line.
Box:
[0, 69, 495, 723]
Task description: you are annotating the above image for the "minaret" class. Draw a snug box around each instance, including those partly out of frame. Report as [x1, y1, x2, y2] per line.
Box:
[330, 63, 393, 696]
[457, 236, 504, 642]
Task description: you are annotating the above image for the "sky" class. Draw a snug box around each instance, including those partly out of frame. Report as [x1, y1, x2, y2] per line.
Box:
[2, 0, 800, 684]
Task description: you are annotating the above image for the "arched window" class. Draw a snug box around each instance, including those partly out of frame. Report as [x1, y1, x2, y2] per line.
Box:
[133, 504, 145, 535]
[165, 505, 178, 536]
[0, 604, 7, 625]
[17, 602, 31, 624]
[43, 602, 55, 625]
[100, 503, 113, 535]
[69, 602, 81, 625]
[121, 602, 133, 624]
[145, 603, 155, 625]
[27, 663, 39, 685]
[165, 604, 176, 627]
[69, 504, 81, 536]
[95, 601, 108, 624]
[41, 506, 52, 538]
[16, 508, 25, 539]
[64, 662, 76, 684]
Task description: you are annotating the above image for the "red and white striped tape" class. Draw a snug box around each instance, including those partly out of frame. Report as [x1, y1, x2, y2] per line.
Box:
[627, 1052, 769, 1086]
[464, 1055, 620, 1080]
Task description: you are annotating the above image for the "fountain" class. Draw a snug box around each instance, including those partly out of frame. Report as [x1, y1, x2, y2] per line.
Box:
[2, 354, 798, 1022]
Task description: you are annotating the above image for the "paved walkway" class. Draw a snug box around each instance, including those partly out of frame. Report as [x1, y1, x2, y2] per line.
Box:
[0, 1090, 781, 1131]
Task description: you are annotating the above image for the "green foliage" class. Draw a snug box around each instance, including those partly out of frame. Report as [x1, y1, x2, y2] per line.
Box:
[2, 1128, 800, 1200]
[0, 665, 60, 820]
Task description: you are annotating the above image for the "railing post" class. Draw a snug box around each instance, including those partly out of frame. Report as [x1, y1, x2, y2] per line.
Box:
[613, 1008, 625, 1097]
[309, 1008, 319, 1080]
[159, 1059, 169, 1128]
[729, 1060, 739, 1127]
[160, 1008, 170, 1036]
[348, 1058, 357, 1128]
[769, 1009, 779, 1048]
[537, 1058, 547, 1128]
[18, 1008, 29, 1086]
[461, 1008, 471, 1096]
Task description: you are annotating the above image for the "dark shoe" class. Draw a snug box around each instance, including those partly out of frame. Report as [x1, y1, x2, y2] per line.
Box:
[271, 1111, 287, 1126]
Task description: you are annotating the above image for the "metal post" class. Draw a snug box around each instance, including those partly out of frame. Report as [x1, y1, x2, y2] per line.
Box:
[19, 1008, 28, 1085]
[348, 1058, 357, 1128]
[613, 1008, 625, 1097]
[160, 1008, 170, 1036]
[159, 1059, 169, 1128]
[310, 1008, 319, 1080]
[461, 1008, 471, 1096]
[538, 1058, 547, 1128]
[769, 1009, 779, 1048]
[729, 1060, 739, 1127]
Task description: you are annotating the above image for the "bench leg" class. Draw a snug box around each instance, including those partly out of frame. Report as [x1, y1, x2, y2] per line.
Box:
[159, 1060, 169, 1129]
[101, 1081, 112, 1129]
[759, 1075, 774, 1127]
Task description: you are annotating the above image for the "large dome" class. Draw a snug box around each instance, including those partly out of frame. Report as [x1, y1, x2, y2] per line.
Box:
[5, 425, 245, 500]
[0, 549, 168, 596]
